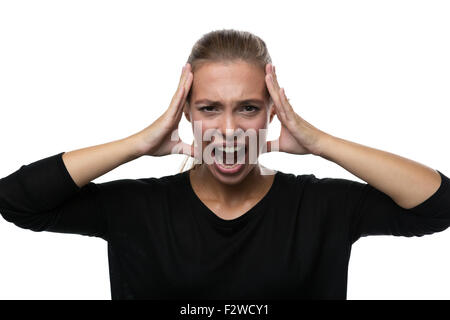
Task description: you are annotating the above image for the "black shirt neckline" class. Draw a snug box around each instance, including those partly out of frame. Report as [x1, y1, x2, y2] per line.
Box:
[183, 169, 280, 228]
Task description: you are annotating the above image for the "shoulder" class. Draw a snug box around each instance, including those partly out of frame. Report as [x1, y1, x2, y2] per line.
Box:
[94, 170, 187, 198]
[275, 170, 363, 196]
[275, 170, 318, 190]
[276, 170, 315, 184]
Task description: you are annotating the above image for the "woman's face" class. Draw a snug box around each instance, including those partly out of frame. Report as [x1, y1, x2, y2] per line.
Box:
[184, 60, 275, 185]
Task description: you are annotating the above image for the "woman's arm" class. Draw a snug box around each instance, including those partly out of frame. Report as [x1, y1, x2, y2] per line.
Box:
[62, 135, 142, 188]
[0, 63, 194, 238]
[264, 63, 442, 210]
[317, 134, 442, 209]
[62, 63, 195, 189]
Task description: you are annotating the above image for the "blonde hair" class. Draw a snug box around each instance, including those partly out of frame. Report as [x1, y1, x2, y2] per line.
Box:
[179, 29, 273, 173]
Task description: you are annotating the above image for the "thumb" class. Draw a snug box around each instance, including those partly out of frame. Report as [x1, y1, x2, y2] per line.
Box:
[173, 141, 196, 158]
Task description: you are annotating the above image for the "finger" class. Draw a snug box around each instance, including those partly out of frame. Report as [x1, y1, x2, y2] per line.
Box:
[266, 63, 277, 83]
[279, 87, 295, 116]
[182, 71, 193, 105]
[265, 63, 275, 107]
[266, 64, 289, 124]
[168, 64, 192, 117]
[266, 63, 272, 76]
[175, 71, 193, 120]
[271, 64, 280, 92]
[170, 63, 190, 105]
[169, 80, 185, 111]
[272, 66, 282, 109]
[167, 84, 185, 119]
[266, 63, 281, 115]
[266, 73, 285, 120]
[269, 67, 292, 118]
[179, 63, 186, 82]
[178, 63, 190, 88]
[271, 65, 286, 112]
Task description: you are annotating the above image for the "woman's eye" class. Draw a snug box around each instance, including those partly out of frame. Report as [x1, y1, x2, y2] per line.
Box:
[199, 106, 217, 112]
[242, 105, 259, 113]
[199, 105, 260, 113]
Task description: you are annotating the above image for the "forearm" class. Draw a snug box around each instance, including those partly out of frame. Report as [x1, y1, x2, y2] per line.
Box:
[317, 134, 442, 209]
[62, 134, 142, 188]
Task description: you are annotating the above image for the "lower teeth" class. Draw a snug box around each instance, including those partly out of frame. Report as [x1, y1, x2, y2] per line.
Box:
[219, 163, 239, 168]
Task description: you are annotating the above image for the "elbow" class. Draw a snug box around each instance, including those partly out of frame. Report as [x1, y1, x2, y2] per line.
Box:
[0, 208, 55, 232]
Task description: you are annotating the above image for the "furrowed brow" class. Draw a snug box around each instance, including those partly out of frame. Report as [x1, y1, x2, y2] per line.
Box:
[194, 99, 265, 105]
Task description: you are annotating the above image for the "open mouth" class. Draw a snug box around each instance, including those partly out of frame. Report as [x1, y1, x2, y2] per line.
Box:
[211, 145, 247, 174]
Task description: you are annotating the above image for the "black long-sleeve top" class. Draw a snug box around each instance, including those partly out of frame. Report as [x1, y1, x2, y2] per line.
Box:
[1, 152, 449, 299]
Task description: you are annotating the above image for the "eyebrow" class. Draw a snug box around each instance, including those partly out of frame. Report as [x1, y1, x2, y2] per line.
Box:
[194, 99, 265, 106]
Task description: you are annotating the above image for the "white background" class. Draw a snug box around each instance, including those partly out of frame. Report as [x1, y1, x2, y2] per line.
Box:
[0, 0, 449, 300]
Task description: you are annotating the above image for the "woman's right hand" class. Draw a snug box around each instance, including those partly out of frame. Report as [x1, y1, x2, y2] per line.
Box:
[131, 63, 195, 158]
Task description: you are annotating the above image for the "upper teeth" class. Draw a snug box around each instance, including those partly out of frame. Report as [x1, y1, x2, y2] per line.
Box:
[217, 145, 244, 153]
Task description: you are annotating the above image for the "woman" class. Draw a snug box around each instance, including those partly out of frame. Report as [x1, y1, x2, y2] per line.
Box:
[0, 29, 449, 300]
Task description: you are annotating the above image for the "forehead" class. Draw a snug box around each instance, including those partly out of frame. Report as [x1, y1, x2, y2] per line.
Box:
[191, 61, 267, 103]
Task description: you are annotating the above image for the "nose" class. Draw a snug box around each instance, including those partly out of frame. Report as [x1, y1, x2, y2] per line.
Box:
[219, 112, 237, 133]
[216, 113, 244, 145]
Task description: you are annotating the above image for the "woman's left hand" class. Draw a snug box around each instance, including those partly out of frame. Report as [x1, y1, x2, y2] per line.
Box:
[264, 63, 330, 156]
